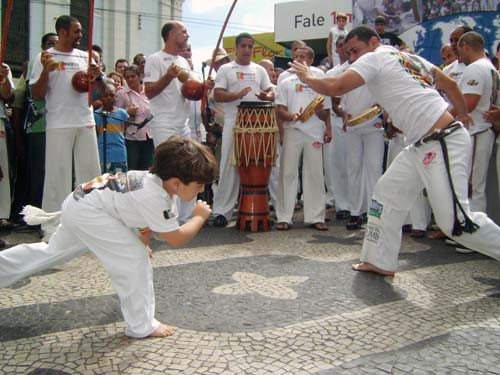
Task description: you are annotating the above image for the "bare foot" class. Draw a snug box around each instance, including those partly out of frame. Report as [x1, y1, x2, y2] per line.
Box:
[148, 323, 176, 337]
[352, 262, 395, 277]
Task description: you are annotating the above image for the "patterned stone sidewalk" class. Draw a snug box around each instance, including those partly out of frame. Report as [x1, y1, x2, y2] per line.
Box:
[0, 218, 499, 375]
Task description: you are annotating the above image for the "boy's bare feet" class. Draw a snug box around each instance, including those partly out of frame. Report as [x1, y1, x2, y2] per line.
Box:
[352, 262, 395, 277]
[148, 323, 176, 337]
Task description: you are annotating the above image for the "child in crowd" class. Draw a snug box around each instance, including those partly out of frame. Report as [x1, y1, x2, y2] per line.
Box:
[94, 84, 129, 173]
[0, 136, 218, 338]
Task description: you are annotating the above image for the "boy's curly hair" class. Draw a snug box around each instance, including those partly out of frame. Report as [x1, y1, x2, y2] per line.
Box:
[150, 136, 218, 184]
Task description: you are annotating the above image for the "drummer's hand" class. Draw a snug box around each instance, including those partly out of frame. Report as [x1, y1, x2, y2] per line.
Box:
[484, 105, 500, 123]
[456, 113, 473, 129]
[324, 127, 332, 143]
[40, 52, 55, 72]
[292, 108, 303, 122]
[238, 87, 252, 99]
[289, 61, 311, 83]
[342, 112, 352, 132]
[204, 77, 215, 90]
[255, 90, 272, 101]
[166, 63, 180, 79]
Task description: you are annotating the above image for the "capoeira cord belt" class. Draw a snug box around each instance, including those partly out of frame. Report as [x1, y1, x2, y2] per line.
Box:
[415, 122, 480, 236]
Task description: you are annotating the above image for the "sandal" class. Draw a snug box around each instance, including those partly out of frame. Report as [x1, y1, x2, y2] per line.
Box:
[276, 222, 290, 231]
[311, 222, 328, 231]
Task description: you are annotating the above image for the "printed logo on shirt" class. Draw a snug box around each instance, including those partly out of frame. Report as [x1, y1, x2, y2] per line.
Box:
[295, 83, 312, 93]
[73, 171, 146, 201]
[312, 141, 322, 148]
[368, 199, 383, 219]
[391, 52, 433, 88]
[236, 71, 256, 80]
[422, 151, 436, 166]
[56, 61, 79, 71]
[163, 209, 175, 220]
[466, 79, 479, 86]
[365, 223, 381, 243]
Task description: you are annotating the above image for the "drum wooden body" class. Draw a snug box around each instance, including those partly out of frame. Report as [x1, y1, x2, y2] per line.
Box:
[234, 101, 278, 232]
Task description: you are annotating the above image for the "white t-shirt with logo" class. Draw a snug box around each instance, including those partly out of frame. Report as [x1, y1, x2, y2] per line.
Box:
[72, 171, 179, 233]
[348, 45, 448, 144]
[276, 68, 330, 142]
[458, 57, 499, 135]
[214, 61, 271, 128]
[333, 62, 383, 133]
[144, 51, 191, 134]
[30, 48, 95, 129]
[443, 60, 466, 82]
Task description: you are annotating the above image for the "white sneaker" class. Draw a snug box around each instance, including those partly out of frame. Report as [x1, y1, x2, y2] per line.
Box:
[445, 238, 458, 246]
[455, 246, 476, 254]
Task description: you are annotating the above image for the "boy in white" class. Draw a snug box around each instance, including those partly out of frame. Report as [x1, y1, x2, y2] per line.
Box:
[337, 61, 384, 230]
[455, 32, 499, 212]
[275, 47, 332, 230]
[211, 33, 272, 227]
[144, 21, 192, 145]
[30, 16, 103, 228]
[0, 137, 217, 338]
[326, 13, 349, 68]
[291, 26, 500, 276]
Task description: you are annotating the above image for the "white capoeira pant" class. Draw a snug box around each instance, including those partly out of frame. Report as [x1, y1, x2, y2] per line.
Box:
[43, 127, 100, 213]
[469, 129, 495, 213]
[387, 133, 431, 231]
[323, 115, 342, 207]
[0, 195, 159, 338]
[345, 126, 384, 216]
[330, 119, 350, 211]
[361, 125, 500, 272]
[276, 127, 325, 224]
[212, 125, 239, 220]
[151, 124, 194, 224]
[268, 145, 281, 210]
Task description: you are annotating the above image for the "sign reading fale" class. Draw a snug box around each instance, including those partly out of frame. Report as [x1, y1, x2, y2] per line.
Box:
[274, 0, 352, 42]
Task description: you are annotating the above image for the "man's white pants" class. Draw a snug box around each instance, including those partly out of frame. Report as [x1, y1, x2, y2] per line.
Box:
[361, 126, 500, 271]
[268, 145, 281, 209]
[0, 195, 159, 338]
[213, 126, 239, 220]
[469, 129, 495, 212]
[43, 127, 100, 213]
[276, 128, 325, 224]
[331, 123, 350, 211]
[387, 134, 431, 230]
[151, 124, 194, 223]
[345, 129, 384, 216]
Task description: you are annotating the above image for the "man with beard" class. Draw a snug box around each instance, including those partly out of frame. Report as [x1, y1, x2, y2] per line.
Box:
[30, 15, 104, 238]
[290, 25, 500, 276]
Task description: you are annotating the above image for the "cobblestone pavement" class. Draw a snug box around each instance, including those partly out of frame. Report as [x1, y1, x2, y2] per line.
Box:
[0, 211, 499, 375]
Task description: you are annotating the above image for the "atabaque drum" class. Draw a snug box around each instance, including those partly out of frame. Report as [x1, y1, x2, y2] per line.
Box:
[234, 101, 278, 232]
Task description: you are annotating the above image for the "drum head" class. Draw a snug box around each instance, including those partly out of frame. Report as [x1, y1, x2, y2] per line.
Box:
[238, 101, 274, 109]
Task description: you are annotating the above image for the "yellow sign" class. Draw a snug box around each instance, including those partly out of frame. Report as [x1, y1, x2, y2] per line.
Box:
[223, 32, 288, 62]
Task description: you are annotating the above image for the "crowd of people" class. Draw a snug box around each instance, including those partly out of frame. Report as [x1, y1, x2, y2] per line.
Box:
[0, 13, 499, 338]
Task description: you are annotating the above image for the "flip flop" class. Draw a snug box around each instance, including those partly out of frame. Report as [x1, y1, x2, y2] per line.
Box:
[311, 222, 328, 231]
[276, 222, 290, 231]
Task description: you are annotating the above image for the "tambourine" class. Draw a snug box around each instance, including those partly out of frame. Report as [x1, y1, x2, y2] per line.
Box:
[346, 105, 382, 127]
[298, 95, 325, 122]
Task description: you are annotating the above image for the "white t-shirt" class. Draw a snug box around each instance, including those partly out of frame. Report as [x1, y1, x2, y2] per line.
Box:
[214, 61, 271, 128]
[348, 45, 448, 144]
[72, 171, 179, 233]
[276, 68, 330, 142]
[333, 62, 383, 133]
[329, 25, 348, 58]
[144, 51, 191, 133]
[326, 62, 349, 129]
[30, 48, 95, 129]
[443, 60, 466, 82]
[458, 57, 499, 135]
